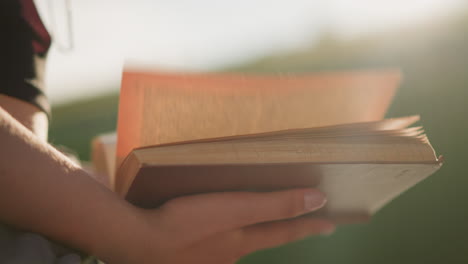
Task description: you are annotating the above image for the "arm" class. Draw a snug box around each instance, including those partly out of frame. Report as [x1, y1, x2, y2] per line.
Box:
[0, 105, 334, 264]
[0, 105, 144, 260]
[0, 94, 48, 141]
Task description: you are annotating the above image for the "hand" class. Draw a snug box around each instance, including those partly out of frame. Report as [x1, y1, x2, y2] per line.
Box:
[0, 107, 333, 264]
[117, 188, 334, 264]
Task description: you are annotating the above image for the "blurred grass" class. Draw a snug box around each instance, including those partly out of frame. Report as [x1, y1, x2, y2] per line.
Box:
[49, 10, 468, 264]
[49, 94, 119, 161]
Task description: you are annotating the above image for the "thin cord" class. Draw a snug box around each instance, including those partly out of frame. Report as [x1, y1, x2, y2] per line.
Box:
[47, 0, 74, 52]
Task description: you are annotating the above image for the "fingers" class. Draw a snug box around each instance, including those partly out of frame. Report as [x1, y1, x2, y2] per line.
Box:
[236, 217, 335, 257]
[157, 188, 326, 243]
[175, 217, 335, 264]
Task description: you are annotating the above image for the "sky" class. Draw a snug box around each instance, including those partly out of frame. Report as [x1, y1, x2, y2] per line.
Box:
[34, 0, 466, 104]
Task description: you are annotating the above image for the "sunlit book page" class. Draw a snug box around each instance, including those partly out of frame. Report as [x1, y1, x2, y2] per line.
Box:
[116, 69, 401, 180]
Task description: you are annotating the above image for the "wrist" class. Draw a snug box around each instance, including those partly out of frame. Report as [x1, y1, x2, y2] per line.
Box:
[60, 170, 148, 264]
[91, 202, 153, 264]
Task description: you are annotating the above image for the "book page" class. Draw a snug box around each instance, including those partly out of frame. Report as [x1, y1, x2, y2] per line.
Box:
[133, 136, 437, 166]
[116, 69, 401, 170]
[91, 132, 117, 181]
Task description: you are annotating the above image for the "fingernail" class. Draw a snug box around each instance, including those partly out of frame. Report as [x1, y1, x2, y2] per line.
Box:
[304, 190, 327, 212]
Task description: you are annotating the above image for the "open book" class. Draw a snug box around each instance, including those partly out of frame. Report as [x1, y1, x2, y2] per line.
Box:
[92, 69, 442, 223]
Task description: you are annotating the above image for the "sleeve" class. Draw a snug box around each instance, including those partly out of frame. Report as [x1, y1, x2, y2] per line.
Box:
[0, 0, 52, 118]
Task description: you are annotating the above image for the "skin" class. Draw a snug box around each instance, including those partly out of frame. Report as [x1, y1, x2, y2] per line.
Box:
[0, 95, 48, 140]
[0, 95, 335, 264]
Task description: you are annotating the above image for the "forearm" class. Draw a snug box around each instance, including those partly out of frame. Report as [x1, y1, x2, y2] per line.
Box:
[0, 106, 145, 262]
[0, 95, 48, 141]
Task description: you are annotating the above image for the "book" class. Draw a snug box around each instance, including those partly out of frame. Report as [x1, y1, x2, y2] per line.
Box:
[91, 132, 116, 187]
[92, 69, 442, 223]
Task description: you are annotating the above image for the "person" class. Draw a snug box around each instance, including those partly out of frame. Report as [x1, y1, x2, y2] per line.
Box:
[0, 0, 335, 263]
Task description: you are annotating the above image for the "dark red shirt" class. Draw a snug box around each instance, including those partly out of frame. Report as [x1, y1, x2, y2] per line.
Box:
[19, 0, 52, 55]
[0, 0, 51, 117]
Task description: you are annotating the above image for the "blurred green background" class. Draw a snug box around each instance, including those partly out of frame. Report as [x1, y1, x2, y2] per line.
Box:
[49, 10, 468, 264]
